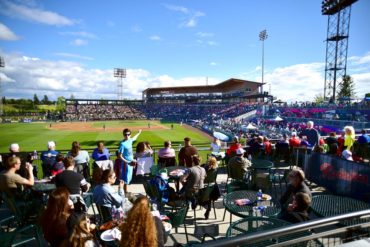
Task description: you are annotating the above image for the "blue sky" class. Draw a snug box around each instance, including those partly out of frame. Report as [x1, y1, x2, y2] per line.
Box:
[0, 0, 369, 101]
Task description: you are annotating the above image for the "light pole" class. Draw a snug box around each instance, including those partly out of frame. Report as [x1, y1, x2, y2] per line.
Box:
[259, 29, 268, 94]
[114, 68, 126, 100]
[0, 56, 5, 116]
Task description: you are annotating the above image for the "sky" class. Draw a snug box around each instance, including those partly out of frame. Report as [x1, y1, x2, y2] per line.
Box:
[0, 0, 369, 102]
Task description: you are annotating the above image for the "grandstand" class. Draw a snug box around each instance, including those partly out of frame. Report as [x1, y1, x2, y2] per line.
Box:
[142, 78, 271, 104]
[65, 78, 272, 121]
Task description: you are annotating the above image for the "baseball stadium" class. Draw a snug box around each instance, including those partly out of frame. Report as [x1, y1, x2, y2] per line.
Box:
[0, 1, 370, 247]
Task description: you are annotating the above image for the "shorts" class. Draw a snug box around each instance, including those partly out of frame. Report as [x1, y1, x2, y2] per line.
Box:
[121, 160, 133, 184]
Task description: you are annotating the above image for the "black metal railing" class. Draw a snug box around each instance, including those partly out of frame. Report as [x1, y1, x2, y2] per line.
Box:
[202, 209, 370, 247]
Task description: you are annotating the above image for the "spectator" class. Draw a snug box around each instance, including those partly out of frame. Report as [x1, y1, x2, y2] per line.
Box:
[92, 141, 110, 161]
[263, 137, 272, 156]
[357, 129, 370, 144]
[51, 154, 65, 176]
[226, 136, 241, 156]
[343, 126, 355, 151]
[158, 140, 176, 158]
[228, 148, 251, 181]
[64, 212, 99, 247]
[41, 141, 59, 177]
[0, 156, 34, 198]
[135, 142, 152, 158]
[119, 196, 167, 247]
[68, 141, 90, 179]
[299, 121, 320, 148]
[2, 143, 30, 178]
[180, 155, 206, 208]
[280, 168, 311, 213]
[178, 137, 198, 167]
[93, 169, 124, 209]
[210, 137, 221, 153]
[325, 132, 338, 155]
[40, 187, 74, 247]
[55, 157, 90, 209]
[280, 192, 311, 223]
[289, 132, 301, 148]
[118, 128, 142, 193]
[202, 157, 219, 219]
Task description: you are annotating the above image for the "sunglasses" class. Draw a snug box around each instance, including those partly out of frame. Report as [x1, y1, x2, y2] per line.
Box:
[124, 133, 131, 136]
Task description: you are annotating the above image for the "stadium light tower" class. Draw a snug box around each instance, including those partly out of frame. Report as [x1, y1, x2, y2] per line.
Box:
[259, 30, 268, 94]
[322, 0, 357, 102]
[114, 68, 126, 100]
[0, 56, 5, 116]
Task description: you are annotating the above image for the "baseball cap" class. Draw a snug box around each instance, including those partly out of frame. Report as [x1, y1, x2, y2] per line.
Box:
[236, 148, 245, 155]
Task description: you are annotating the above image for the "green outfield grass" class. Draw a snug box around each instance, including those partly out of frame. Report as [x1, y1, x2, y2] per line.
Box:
[0, 120, 211, 153]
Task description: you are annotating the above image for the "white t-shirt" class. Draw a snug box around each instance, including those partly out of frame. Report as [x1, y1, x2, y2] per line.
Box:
[211, 143, 221, 153]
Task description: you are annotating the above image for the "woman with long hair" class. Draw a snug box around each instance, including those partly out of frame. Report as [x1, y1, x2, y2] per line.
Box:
[119, 196, 166, 247]
[343, 126, 355, 151]
[63, 212, 99, 247]
[40, 187, 73, 247]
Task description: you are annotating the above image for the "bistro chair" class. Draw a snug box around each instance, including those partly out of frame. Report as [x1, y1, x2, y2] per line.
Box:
[167, 204, 189, 243]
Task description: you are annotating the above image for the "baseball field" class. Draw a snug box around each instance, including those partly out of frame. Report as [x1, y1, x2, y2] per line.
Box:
[0, 120, 212, 153]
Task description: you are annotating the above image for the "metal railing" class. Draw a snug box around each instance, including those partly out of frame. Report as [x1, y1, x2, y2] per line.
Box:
[202, 209, 370, 247]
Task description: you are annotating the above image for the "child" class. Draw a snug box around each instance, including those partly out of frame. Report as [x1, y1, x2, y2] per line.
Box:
[51, 154, 65, 176]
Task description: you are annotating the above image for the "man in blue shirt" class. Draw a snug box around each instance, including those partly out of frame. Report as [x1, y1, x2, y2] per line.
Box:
[41, 141, 59, 177]
[357, 129, 370, 144]
[118, 128, 142, 193]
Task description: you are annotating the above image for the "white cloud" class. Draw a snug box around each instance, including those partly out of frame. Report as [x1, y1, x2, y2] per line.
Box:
[210, 62, 218, 66]
[54, 52, 93, 60]
[0, 1, 74, 26]
[59, 31, 97, 39]
[0, 22, 19, 40]
[1, 51, 369, 102]
[196, 32, 214, 38]
[71, 39, 88, 46]
[163, 4, 205, 28]
[163, 4, 189, 14]
[149, 35, 161, 41]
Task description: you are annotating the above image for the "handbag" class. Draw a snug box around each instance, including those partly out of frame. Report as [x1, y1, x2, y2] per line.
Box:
[210, 183, 221, 201]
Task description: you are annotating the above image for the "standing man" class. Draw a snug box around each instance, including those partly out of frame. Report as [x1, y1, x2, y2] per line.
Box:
[118, 128, 142, 193]
[299, 121, 320, 149]
[41, 141, 59, 178]
[178, 137, 198, 167]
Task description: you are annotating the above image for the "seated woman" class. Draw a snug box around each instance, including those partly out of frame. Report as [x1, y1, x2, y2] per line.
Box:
[63, 212, 99, 247]
[279, 192, 311, 223]
[93, 169, 124, 222]
[40, 187, 74, 247]
[67, 141, 90, 179]
[119, 196, 166, 247]
[279, 168, 312, 215]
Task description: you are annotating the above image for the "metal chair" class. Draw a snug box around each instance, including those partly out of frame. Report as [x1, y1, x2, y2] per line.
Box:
[193, 185, 217, 223]
[96, 205, 112, 224]
[167, 204, 189, 243]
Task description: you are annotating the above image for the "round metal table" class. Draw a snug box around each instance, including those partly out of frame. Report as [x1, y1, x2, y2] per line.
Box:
[223, 190, 258, 219]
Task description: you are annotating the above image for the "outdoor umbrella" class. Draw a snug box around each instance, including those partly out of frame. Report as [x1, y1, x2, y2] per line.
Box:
[213, 131, 229, 141]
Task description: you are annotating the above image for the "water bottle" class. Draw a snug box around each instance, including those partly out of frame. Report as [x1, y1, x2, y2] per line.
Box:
[112, 206, 118, 221]
[248, 154, 252, 161]
[152, 202, 157, 212]
[33, 150, 38, 160]
[257, 189, 262, 201]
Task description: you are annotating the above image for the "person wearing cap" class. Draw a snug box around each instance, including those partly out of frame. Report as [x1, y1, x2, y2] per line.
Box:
[0, 156, 34, 198]
[178, 137, 198, 167]
[41, 141, 59, 177]
[118, 128, 142, 193]
[227, 147, 251, 180]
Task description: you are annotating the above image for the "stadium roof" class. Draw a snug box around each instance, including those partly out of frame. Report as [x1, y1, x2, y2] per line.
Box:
[142, 78, 264, 93]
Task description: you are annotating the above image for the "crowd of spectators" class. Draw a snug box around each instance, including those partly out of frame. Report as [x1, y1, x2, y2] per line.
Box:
[65, 104, 145, 121]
